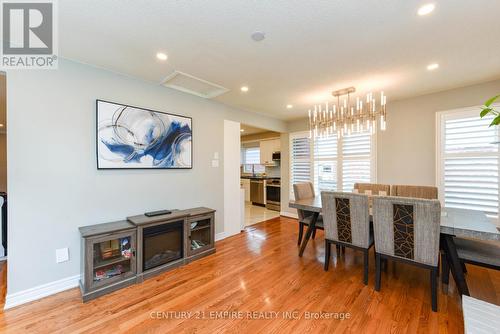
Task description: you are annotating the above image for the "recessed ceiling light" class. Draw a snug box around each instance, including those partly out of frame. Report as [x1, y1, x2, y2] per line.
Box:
[251, 31, 266, 42]
[156, 52, 168, 61]
[0, 124, 3, 127]
[427, 63, 439, 71]
[418, 3, 435, 16]
[240, 86, 249, 92]
[286, 104, 293, 109]
[240, 129, 245, 132]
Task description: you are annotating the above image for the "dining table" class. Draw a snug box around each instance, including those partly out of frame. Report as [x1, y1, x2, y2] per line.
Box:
[289, 196, 500, 296]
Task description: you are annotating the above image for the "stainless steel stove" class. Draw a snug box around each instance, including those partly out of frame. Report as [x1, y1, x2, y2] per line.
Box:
[266, 178, 281, 211]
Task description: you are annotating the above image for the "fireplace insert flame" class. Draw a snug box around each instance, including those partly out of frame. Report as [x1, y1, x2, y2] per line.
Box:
[143, 220, 183, 271]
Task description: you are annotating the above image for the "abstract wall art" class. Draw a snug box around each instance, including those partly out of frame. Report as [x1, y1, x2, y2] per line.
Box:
[96, 100, 192, 169]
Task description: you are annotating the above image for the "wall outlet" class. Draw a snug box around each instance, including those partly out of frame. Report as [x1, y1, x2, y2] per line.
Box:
[213, 152, 219, 159]
[211, 159, 219, 168]
[55, 248, 69, 263]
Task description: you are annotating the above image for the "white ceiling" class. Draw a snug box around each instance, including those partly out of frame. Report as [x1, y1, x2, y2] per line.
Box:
[240, 124, 268, 135]
[60, 1, 500, 120]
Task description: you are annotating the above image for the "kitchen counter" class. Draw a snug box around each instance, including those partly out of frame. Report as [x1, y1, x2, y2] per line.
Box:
[240, 176, 281, 180]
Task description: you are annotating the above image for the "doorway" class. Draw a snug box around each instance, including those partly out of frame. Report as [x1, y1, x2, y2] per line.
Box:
[0, 72, 6, 259]
[240, 124, 281, 226]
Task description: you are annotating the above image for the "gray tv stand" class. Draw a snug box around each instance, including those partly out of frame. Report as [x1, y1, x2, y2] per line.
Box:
[79, 207, 215, 302]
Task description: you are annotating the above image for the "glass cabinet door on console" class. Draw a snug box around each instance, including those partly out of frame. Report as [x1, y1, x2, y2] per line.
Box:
[86, 230, 137, 291]
[187, 214, 214, 256]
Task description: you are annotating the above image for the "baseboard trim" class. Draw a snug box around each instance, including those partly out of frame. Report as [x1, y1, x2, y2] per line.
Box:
[280, 211, 298, 219]
[4, 231, 241, 309]
[215, 232, 227, 241]
[4, 274, 80, 310]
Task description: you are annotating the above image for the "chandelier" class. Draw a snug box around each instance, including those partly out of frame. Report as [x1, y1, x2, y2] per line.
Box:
[308, 87, 387, 138]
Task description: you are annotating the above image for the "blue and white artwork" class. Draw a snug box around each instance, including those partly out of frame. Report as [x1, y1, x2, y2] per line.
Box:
[96, 100, 192, 169]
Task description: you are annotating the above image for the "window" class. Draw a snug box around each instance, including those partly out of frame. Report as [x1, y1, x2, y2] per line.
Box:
[342, 132, 372, 191]
[313, 136, 337, 192]
[290, 130, 375, 197]
[290, 134, 311, 189]
[437, 107, 500, 218]
[242, 147, 260, 164]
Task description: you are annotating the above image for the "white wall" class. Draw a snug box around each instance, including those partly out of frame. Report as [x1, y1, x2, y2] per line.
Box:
[279, 132, 293, 216]
[223, 120, 242, 238]
[282, 79, 500, 215]
[378, 79, 500, 185]
[6, 59, 286, 297]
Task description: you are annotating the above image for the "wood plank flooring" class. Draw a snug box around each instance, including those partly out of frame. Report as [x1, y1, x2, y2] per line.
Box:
[0, 216, 499, 333]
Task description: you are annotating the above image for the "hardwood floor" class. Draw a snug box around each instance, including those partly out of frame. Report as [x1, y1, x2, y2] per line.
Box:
[0, 216, 499, 333]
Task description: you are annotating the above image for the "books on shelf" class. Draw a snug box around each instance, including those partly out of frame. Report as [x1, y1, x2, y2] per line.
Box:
[191, 239, 206, 250]
[94, 264, 125, 281]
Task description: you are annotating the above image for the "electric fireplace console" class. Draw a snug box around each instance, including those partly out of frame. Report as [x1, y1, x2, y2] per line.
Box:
[79, 207, 215, 302]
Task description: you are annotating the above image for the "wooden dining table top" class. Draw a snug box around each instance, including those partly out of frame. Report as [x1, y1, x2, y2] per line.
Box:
[289, 197, 500, 241]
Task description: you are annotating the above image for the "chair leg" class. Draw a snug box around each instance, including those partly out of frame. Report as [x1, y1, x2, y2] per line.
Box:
[430, 266, 438, 312]
[363, 249, 369, 285]
[324, 240, 331, 271]
[342, 246, 346, 254]
[437, 254, 440, 277]
[441, 252, 450, 285]
[336, 245, 341, 256]
[297, 222, 304, 246]
[375, 253, 381, 291]
[312, 227, 317, 240]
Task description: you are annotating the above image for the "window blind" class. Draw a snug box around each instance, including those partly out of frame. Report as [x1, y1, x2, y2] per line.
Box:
[290, 134, 311, 197]
[314, 136, 338, 192]
[439, 111, 499, 217]
[289, 130, 374, 196]
[342, 131, 372, 191]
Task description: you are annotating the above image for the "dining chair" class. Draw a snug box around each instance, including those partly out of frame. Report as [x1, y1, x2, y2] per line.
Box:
[353, 183, 390, 196]
[391, 185, 438, 199]
[441, 237, 500, 286]
[372, 196, 441, 311]
[293, 182, 324, 245]
[321, 191, 374, 284]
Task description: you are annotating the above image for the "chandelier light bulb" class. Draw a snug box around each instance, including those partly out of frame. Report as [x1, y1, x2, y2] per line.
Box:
[308, 87, 387, 139]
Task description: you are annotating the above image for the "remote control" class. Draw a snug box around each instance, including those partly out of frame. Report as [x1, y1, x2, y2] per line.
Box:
[145, 210, 172, 217]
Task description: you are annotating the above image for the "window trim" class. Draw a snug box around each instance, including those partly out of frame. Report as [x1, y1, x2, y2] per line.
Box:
[289, 130, 377, 198]
[435, 104, 500, 217]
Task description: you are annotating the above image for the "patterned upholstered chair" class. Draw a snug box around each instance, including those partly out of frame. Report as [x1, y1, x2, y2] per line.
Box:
[321, 191, 374, 284]
[353, 183, 390, 196]
[372, 196, 441, 311]
[293, 182, 324, 245]
[391, 185, 438, 200]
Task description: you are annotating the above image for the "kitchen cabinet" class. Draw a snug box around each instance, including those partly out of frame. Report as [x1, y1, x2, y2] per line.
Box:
[260, 138, 280, 165]
[250, 179, 265, 205]
[241, 178, 250, 202]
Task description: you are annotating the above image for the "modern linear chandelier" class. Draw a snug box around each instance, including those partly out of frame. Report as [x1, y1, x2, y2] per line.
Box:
[308, 87, 387, 139]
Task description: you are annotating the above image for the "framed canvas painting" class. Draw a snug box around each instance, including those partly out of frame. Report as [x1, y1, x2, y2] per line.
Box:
[96, 100, 192, 169]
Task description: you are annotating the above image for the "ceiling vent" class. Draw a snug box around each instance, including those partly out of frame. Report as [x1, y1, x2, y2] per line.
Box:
[161, 71, 229, 99]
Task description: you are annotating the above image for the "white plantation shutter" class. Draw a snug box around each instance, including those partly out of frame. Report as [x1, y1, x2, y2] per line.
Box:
[289, 130, 375, 197]
[438, 108, 500, 218]
[290, 133, 312, 197]
[342, 131, 372, 191]
[314, 136, 338, 192]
